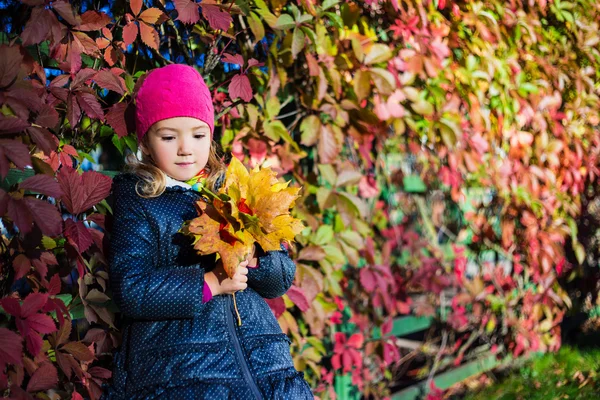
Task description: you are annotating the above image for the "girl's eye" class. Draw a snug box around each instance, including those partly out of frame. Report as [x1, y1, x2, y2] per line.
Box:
[194, 133, 207, 139]
[161, 137, 175, 141]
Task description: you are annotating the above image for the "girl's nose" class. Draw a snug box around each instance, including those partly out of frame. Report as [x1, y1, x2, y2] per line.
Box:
[177, 137, 193, 155]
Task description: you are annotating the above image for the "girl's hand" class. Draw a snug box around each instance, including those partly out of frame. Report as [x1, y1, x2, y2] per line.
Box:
[205, 260, 249, 296]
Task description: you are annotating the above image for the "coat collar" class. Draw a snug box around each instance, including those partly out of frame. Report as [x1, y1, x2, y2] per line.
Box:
[164, 174, 193, 191]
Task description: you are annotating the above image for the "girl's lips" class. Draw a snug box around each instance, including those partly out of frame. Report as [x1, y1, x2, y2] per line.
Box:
[176, 162, 195, 167]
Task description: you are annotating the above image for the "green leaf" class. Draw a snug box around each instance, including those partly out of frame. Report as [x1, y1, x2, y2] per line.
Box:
[297, 14, 313, 24]
[403, 175, 427, 193]
[42, 236, 56, 250]
[291, 27, 306, 58]
[112, 134, 124, 155]
[123, 135, 137, 153]
[354, 69, 371, 101]
[125, 74, 135, 93]
[274, 14, 296, 30]
[313, 225, 334, 245]
[266, 96, 280, 119]
[573, 241, 585, 265]
[324, 11, 343, 29]
[369, 67, 396, 95]
[339, 231, 363, 249]
[248, 12, 265, 42]
[300, 115, 321, 146]
[364, 44, 392, 65]
[323, 244, 346, 265]
[317, 164, 337, 186]
[253, 0, 278, 28]
[322, 0, 339, 11]
[263, 120, 287, 141]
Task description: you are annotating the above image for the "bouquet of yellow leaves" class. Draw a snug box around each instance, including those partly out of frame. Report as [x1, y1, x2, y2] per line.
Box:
[182, 157, 303, 322]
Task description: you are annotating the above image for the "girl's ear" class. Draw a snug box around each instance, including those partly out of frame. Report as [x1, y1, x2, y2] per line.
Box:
[138, 136, 150, 156]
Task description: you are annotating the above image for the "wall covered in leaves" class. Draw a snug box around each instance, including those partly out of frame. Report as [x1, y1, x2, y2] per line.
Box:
[1, 0, 600, 398]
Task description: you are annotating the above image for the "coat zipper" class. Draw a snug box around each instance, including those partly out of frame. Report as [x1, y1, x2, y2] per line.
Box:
[225, 295, 263, 400]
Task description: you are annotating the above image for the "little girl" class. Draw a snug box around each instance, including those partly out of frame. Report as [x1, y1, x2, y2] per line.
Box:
[103, 64, 313, 399]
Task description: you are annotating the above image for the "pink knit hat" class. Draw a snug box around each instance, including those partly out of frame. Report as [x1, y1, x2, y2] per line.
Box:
[134, 64, 214, 141]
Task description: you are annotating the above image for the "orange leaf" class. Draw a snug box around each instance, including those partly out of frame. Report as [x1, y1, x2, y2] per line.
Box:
[138, 7, 163, 24]
[130, 0, 142, 16]
[139, 22, 159, 49]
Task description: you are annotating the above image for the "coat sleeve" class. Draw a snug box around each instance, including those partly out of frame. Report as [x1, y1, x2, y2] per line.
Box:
[108, 176, 208, 320]
[247, 244, 296, 299]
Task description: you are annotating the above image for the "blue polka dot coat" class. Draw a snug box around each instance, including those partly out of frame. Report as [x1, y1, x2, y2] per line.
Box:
[102, 173, 313, 399]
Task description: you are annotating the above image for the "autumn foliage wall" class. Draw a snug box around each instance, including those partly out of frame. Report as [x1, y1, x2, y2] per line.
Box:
[1, 0, 600, 398]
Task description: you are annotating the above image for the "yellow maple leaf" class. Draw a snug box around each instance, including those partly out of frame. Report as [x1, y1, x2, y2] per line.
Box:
[187, 201, 253, 277]
[184, 157, 304, 277]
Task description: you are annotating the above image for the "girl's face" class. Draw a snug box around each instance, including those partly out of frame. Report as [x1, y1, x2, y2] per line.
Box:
[140, 117, 211, 181]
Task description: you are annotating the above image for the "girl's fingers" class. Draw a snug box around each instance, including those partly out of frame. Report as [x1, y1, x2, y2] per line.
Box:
[237, 267, 249, 275]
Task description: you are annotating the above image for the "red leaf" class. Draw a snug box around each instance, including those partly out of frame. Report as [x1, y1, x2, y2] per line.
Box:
[64, 219, 94, 253]
[73, 31, 99, 55]
[76, 91, 104, 120]
[71, 391, 84, 400]
[62, 144, 78, 157]
[130, 0, 143, 16]
[201, 0, 232, 31]
[59, 151, 73, 168]
[63, 43, 83, 74]
[48, 274, 62, 296]
[0, 328, 23, 366]
[88, 366, 112, 379]
[247, 58, 264, 68]
[66, 95, 82, 127]
[103, 46, 120, 66]
[106, 102, 129, 138]
[347, 333, 364, 349]
[61, 342, 94, 361]
[122, 22, 138, 46]
[264, 297, 286, 318]
[139, 22, 159, 49]
[330, 345, 342, 363]
[0, 188, 7, 215]
[85, 213, 106, 229]
[20, 293, 48, 319]
[72, 68, 96, 88]
[27, 127, 59, 157]
[25, 332, 43, 358]
[359, 268, 377, 292]
[138, 8, 164, 24]
[286, 285, 311, 311]
[52, 0, 81, 26]
[13, 254, 31, 281]
[55, 351, 73, 379]
[26, 362, 58, 392]
[21, 8, 52, 46]
[26, 314, 57, 335]
[57, 167, 112, 214]
[0, 139, 32, 172]
[0, 297, 22, 317]
[19, 174, 63, 198]
[93, 70, 125, 95]
[0, 116, 30, 135]
[24, 197, 63, 237]
[228, 74, 253, 102]
[174, 0, 200, 24]
[0, 45, 23, 88]
[50, 74, 70, 89]
[7, 197, 33, 234]
[31, 258, 48, 280]
[35, 105, 60, 129]
[318, 124, 341, 164]
[222, 53, 244, 66]
[78, 11, 111, 31]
